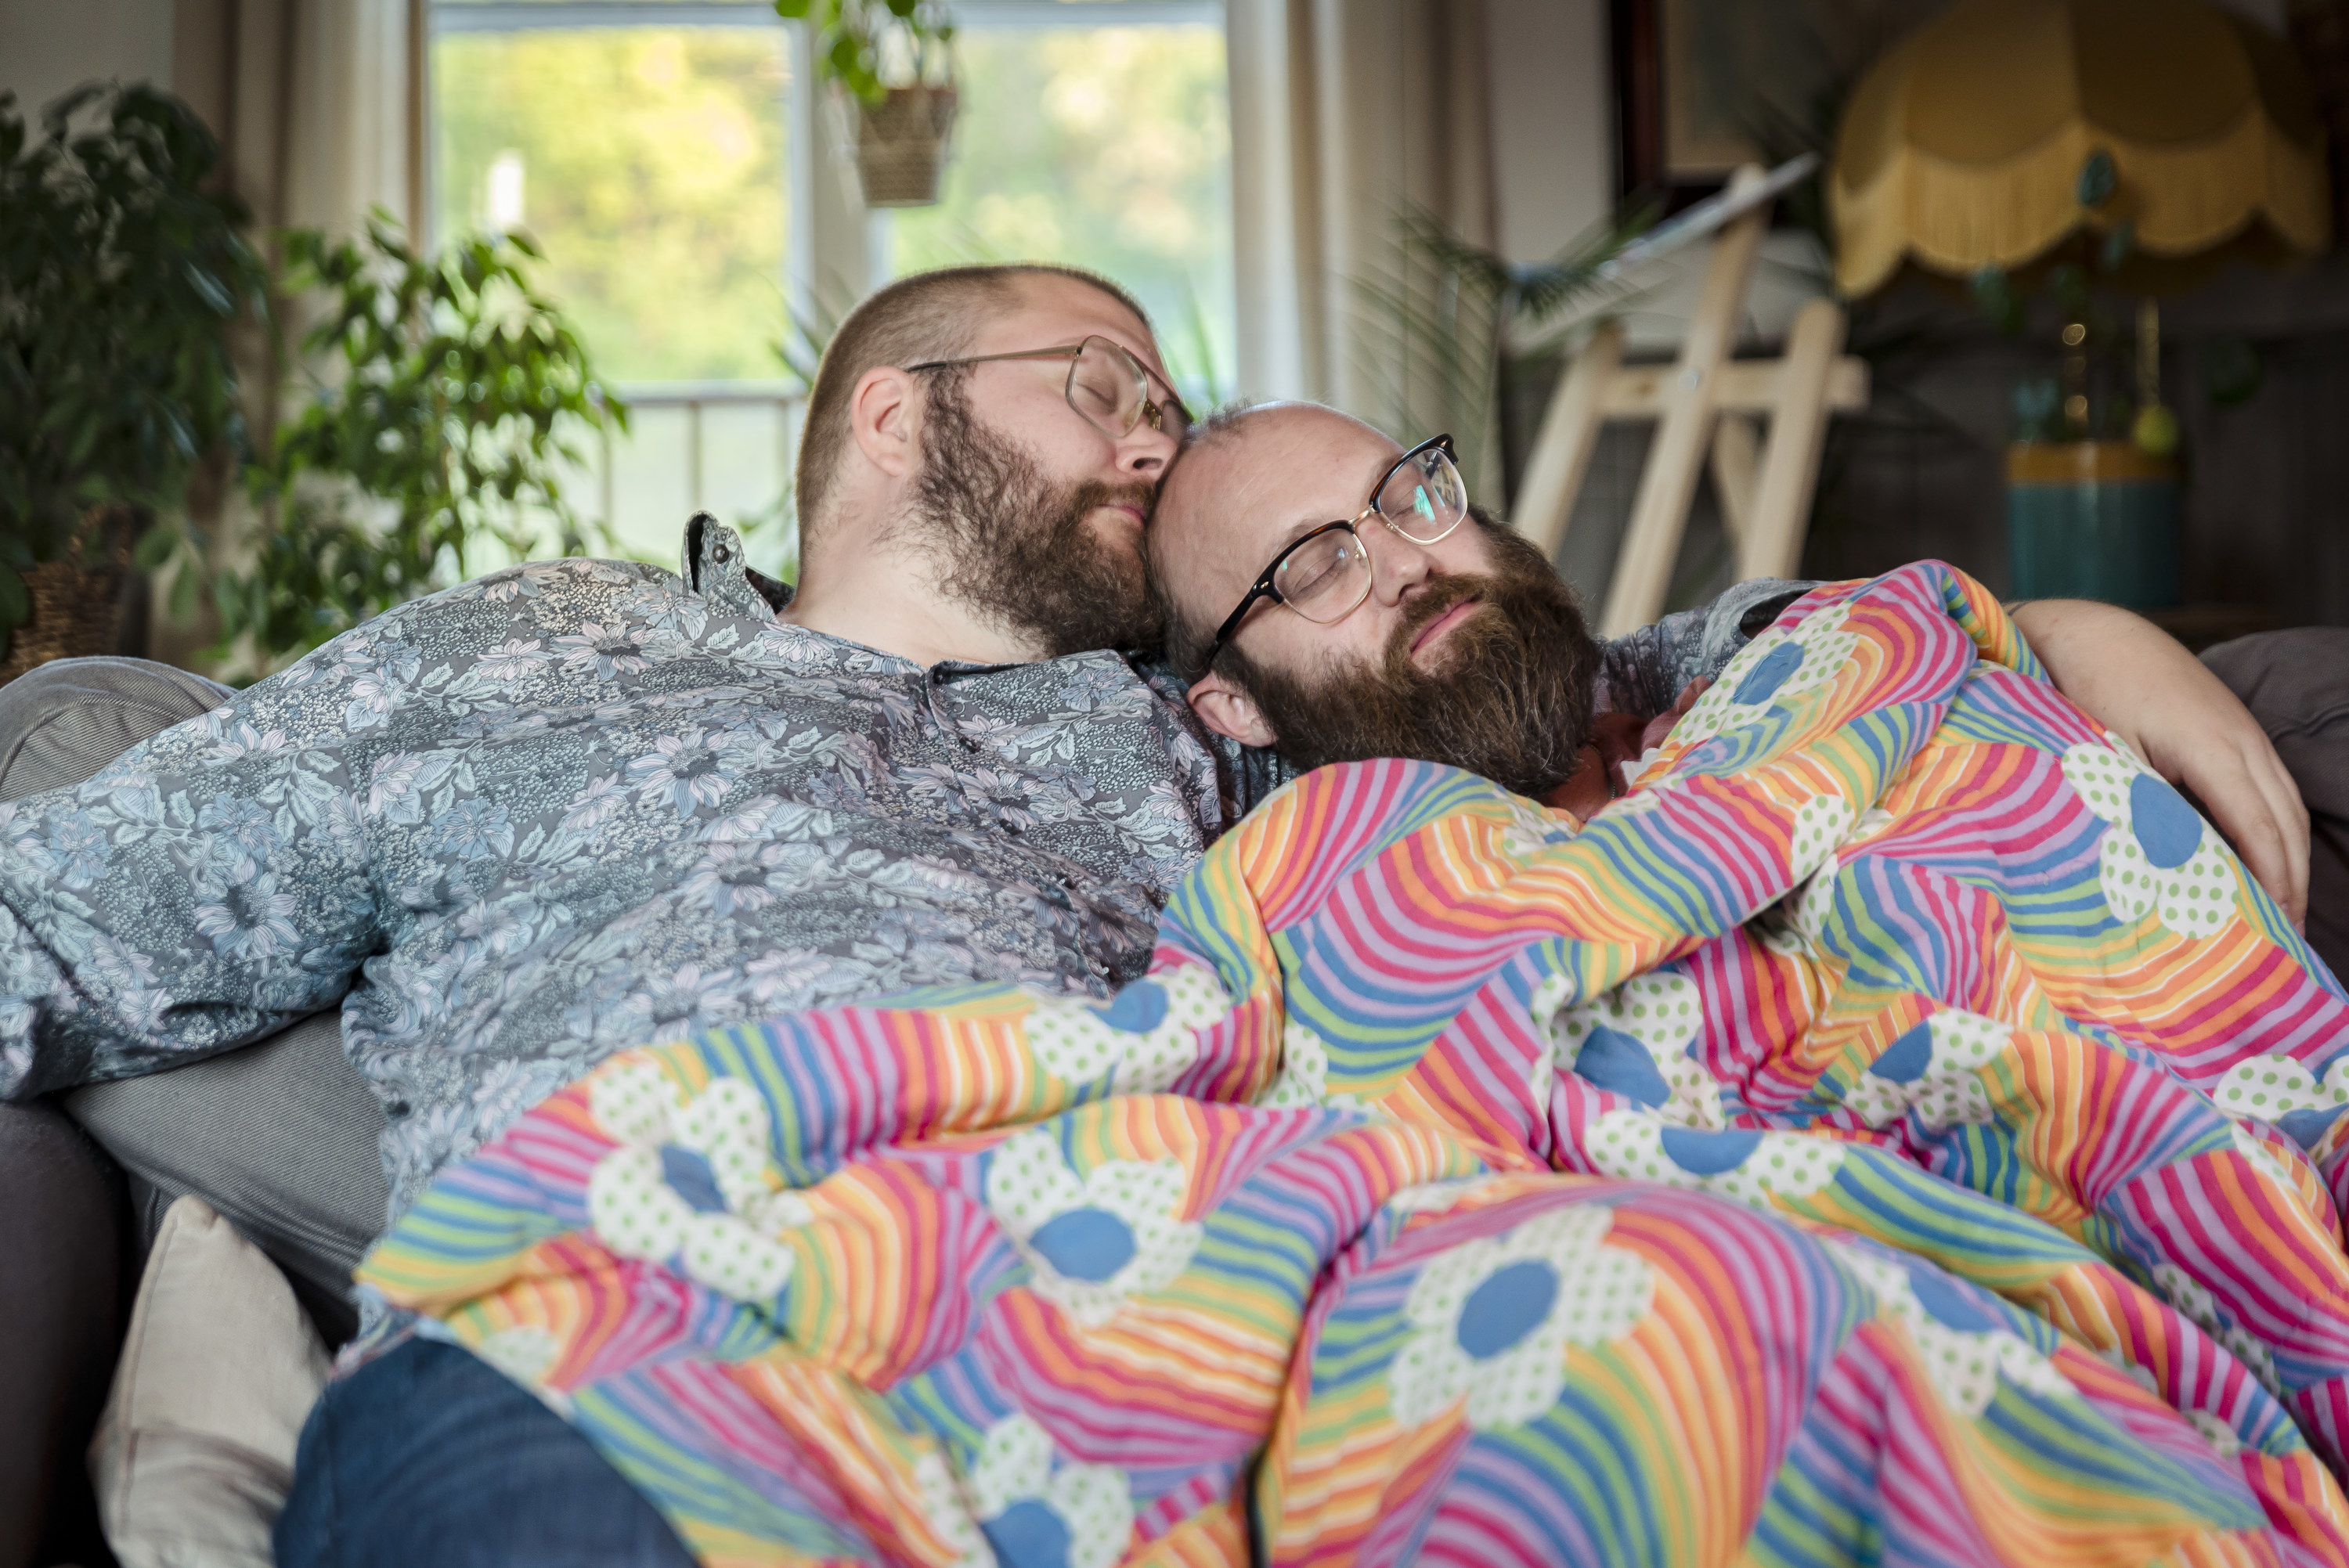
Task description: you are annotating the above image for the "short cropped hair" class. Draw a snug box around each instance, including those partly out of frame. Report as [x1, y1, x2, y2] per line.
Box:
[793, 263, 1153, 546]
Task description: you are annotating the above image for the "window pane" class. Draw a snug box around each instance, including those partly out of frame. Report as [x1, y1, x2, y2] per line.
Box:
[882, 23, 1236, 408]
[432, 27, 789, 384]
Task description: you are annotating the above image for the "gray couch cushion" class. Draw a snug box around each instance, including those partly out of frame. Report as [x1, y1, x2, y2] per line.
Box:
[0, 656, 233, 799]
[67, 1016, 384, 1311]
[0, 657, 389, 1327]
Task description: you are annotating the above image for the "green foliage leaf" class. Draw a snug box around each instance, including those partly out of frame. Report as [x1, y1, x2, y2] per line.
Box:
[166, 554, 200, 622]
[133, 523, 179, 572]
[2048, 264, 2091, 322]
[0, 565, 28, 632]
[788, 0, 955, 96]
[1971, 265, 2025, 336]
[2098, 220, 2134, 273]
[1, 81, 265, 578]
[222, 217, 622, 669]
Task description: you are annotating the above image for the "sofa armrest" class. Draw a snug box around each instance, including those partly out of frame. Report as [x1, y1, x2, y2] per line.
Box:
[0, 1099, 128, 1568]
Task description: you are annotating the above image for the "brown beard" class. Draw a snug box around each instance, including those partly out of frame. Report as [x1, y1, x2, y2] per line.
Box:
[1225, 521, 1600, 800]
[911, 373, 1164, 658]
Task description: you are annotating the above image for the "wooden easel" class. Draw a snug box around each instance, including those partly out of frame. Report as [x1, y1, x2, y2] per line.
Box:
[1511, 164, 1871, 637]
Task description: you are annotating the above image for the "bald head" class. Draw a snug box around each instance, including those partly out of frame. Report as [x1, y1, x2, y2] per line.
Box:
[1152, 402, 1405, 676]
[1149, 398, 1600, 802]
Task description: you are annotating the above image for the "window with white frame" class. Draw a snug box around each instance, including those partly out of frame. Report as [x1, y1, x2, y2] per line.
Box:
[425, 0, 1234, 568]
[875, 3, 1234, 406]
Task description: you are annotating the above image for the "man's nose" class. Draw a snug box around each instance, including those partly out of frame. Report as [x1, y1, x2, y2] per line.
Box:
[1112, 413, 1178, 478]
[1369, 524, 1437, 604]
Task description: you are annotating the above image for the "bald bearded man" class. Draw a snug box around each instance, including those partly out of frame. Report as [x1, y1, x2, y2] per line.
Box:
[1148, 401, 2321, 937]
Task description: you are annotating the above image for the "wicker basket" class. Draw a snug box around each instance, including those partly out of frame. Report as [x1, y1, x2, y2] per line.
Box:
[855, 85, 958, 207]
[0, 561, 133, 686]
[0, 508, 146, 686]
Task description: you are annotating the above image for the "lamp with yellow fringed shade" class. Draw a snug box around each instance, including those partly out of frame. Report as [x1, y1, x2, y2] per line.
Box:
[1829, 0, 2333, 608]
[1834, 0, 2330, 295]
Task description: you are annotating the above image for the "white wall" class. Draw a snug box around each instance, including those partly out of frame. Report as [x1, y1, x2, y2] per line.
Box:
[1484, 0, 1612, 264]
[0, 0, 174, 117]
[1482, 0, 1828, 354]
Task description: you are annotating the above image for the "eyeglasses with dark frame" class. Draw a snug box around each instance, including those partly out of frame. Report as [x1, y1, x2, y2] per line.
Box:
[904, 334, 1192, 445]
[1192, 434, 1467, 677]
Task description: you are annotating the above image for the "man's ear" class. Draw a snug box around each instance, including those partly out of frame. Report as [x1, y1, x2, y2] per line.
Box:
[847, 366, 922, 478]
[1187, 669, 1278, 749]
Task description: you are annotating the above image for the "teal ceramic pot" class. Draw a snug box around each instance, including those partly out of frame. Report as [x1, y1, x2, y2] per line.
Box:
[2005, 441, 2181, 608]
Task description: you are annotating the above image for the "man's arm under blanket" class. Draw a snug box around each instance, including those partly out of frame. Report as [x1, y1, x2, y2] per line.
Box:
[1592, 579, 1816, 722]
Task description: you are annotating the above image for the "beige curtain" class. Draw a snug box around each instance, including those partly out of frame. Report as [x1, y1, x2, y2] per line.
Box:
[161, 0, 421, 666]
[172, 0, 422, 241]
[1227, 0, 1503, 493]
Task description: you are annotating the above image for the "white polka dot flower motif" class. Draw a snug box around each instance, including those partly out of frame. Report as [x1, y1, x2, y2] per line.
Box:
[1828, 1240, 2076, 1418]
[1549, 970, 1723, 1128]
[1023, 963, 1229, 1095]
[1257, 1013, 1342, 1109]
[1669, 601, 1859, 748]
[2062, 741, 2241, 940]
[1497, 795, 1576, 856]
[963, 1411, 1134, 1568]
[985, 1127, 1203, 1327]
[585, 1060, 810, 1303]
[1586, 1116, 1846, 1208]
[1387, 1203, 1654, 1430]
[1844, 1009, 2012, 1130]
[2213, 1051, 2349, 1152]
[2152, 1262, 2279, 1391]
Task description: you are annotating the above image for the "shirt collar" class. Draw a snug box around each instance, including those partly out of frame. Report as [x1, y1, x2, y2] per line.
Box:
[680, 512, 787, 622]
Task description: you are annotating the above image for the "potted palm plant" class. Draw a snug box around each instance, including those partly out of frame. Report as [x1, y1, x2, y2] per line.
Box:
[0, 82, 268, 680]
[775, 0, 958, 207]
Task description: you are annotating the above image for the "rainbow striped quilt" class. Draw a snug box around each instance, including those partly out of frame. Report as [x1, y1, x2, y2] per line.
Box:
[361, 561, 2349, 1566]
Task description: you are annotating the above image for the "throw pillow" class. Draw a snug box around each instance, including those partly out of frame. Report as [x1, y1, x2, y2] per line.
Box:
[88, 1195, 329, 1568]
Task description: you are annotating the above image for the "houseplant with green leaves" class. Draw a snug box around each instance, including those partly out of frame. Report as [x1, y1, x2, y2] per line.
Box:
[775, 0, 959, 207]
[152, 214, 626, 675]
[1357, 201, 1657, 508]
[0, 81, 269, 677]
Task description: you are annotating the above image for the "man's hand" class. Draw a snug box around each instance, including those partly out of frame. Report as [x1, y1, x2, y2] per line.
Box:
[1547, 681, 1714, 823]
[2013, 599, 2311, 926]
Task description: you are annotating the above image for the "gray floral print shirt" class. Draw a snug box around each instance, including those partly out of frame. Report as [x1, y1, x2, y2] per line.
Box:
[0, 512, 1802, 1221]
[0, 519, 1236, 1217]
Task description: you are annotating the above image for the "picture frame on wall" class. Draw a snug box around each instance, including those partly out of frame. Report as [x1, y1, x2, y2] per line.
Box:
[1611, 0, 1947, 207]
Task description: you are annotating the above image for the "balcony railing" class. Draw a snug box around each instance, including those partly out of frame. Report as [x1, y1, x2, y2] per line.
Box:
[588, 380, 805, 564]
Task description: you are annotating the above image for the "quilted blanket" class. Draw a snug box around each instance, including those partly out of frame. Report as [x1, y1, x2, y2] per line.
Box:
[361, 562, 2349, 1566]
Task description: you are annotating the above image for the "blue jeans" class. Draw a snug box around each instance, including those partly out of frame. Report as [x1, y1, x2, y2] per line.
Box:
[275, 1339, 695, 1567]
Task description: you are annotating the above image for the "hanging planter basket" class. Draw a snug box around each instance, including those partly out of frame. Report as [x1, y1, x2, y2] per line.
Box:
[853, 84, 958, 207]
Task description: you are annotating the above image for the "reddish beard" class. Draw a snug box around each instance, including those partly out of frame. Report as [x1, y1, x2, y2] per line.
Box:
[912, 373, 1164, 657]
